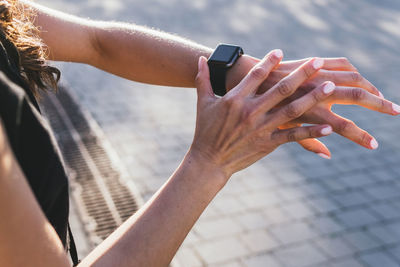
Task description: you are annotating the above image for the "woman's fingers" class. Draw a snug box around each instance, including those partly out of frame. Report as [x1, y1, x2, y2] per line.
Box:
[319, 70, 380, 97]
[255, 58, 324, 113]
[297, 138, 332, 159]
[265, 81, 336, 129]
[195, 56, 216, 101]
[320, 110, 379, 150]
[232, 49, 283, 97]
[322, 57, 358, 71]
[272, 124, 333, 145]
[330, 87, 400, 115]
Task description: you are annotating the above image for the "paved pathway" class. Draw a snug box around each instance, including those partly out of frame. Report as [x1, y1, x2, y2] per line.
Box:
[37, 0, 400, 266]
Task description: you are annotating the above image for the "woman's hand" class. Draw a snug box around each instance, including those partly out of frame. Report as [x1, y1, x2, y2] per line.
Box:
[190, 51, 335, 178]
[227, 56, 400, 158]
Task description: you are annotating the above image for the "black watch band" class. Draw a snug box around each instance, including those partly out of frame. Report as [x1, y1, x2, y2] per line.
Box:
[208, 65, 227, 97]
[207, 44, 243, 96]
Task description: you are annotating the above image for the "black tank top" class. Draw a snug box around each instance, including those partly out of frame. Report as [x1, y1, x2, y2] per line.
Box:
[0, 35, 70, 248]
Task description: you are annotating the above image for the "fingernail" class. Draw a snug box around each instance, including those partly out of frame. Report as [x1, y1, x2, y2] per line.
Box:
[379, 92, 385, 99]
[313, 58, 324, 69]
[392, 103, 400, 114]
[272, 49, 283, 59]
[321, 125, 332, 135]
[317, 153, 331, 159]
[323, 82, 335, 94]
[370, 138, 379, 150]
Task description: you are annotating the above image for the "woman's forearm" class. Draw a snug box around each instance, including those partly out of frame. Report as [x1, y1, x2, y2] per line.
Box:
[80, 151, 228, 267]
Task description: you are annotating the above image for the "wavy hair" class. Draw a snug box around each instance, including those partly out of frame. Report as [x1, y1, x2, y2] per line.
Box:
[0, 0, 60, 95]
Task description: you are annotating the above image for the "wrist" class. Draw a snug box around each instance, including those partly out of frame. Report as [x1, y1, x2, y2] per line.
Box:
[183, 149, 230, 191]
[225, 54, 259, 91]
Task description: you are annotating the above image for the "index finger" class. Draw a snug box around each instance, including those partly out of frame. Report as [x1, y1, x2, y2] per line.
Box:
[254, 58, 324, 113]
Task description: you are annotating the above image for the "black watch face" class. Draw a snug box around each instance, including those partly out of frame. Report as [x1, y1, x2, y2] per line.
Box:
[209, 44, 243, 66]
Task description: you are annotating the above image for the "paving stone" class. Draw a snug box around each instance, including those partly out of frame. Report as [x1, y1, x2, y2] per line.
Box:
[269, 221, 318, 245]
[306, 196, 341, 214]
[194, 217, 243, 240]
[276, 186, 307, 202]
[337, 172, 376, 189]
[367, 224, 400, 245]
[320, 178, 348, 193]
[234, 211, 270, 231]
[240, 190, 283, 209]
[341, 230, 383, 251]
[364, 184, 400, 201]
[369, 202, 400, 221]
[263, 206, 292, 226]
[243, 254, 282, 267]
[314, 236, 355, 259]
[369, 168, 398, 183]
[295, 182, 330, 197]
[174, 247, 203, 267]
[281, 201, 315, 220]
[240, 230, 280, 253]
[273, 170, 306, 185]
[335, 208, 380, 228]
[309, 215, 344, 235]
[195, 237, 249, 265]
[274, 243, 328, 267]
[213, 195, 248, 215]
[329, 258, 365, 267]
[209, 260, 243, 267]
[388, 245, 400, 261]
[331, 190, 373, 209]
[359, 251, 399, 267]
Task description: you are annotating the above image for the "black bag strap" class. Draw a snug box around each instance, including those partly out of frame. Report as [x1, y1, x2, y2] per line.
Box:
[68, 223, 80, 266]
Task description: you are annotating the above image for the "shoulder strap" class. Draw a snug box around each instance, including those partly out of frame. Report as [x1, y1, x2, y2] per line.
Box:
[68, 223, 80, 266]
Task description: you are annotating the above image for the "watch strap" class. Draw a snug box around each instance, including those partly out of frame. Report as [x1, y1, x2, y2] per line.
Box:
[208, 64, 227, 96]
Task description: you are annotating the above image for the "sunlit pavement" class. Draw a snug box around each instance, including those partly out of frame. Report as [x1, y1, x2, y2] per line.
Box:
[38, 0, 400, 266]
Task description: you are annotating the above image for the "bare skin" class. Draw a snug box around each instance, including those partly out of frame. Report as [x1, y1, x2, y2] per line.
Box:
[23, 1, 400, 158]
[0, 51, 339, 267]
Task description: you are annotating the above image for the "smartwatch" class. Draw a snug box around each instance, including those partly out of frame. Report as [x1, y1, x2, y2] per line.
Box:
[207, 44, 243, 96]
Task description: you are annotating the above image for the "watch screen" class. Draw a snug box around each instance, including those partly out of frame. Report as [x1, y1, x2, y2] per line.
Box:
[210, 45, 241, 64]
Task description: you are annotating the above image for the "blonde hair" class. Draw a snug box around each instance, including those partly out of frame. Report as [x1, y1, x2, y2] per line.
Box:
[0, 0, 60, 95]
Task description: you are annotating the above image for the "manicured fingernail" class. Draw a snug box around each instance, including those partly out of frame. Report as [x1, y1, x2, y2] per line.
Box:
[370, 138, 379, 150]
[323, 82, 335, 94]
[392, 103, 400, 114]
[313, 58, 324, 69]
[272, 49, 283, 59]
[321, 126, 332, 135]
[379, 92, 385, 99]
[317, 153, 331, 159]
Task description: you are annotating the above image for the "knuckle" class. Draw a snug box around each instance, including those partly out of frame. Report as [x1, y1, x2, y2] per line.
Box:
[277, 80, 293, 96]
[351, 72, 362, 83]
[284, 104, 302, 119]
[287, 129, 297, 142]
[336, 120, 355, 134]
[251, 66, 269, 80]
[300, 66, 314, 79]
[223, 95, 242, 109]
[312, 90, 323, 103]
[361, 132, 371, 146]
[351, 88, 365, 101]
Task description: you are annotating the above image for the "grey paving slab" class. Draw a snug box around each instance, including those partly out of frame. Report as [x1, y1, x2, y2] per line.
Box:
[274, 242, 328, 267]
[359, 251, 400, 267]
[36, 0, 400, 266]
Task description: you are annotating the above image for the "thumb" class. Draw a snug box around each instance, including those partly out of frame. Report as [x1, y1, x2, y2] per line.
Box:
[195, 56, 214, 100]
